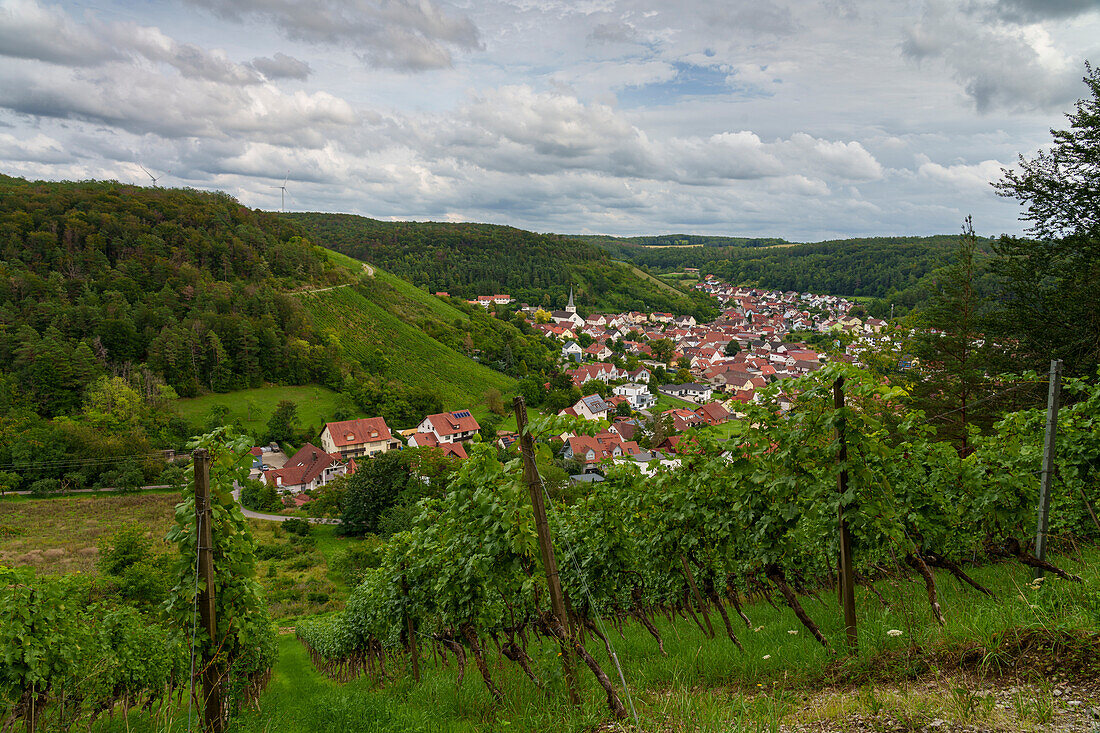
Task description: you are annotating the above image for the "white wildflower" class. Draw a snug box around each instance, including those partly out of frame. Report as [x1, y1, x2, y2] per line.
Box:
[788, 629, 799, 635]
[762, 654, 771, 660]
[887, 629, 903, 637]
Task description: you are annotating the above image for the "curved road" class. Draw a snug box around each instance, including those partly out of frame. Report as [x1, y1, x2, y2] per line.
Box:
[231, 488, 341, 524]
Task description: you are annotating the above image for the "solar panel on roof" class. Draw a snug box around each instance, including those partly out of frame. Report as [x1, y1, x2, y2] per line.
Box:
[452, 410, 471, 418]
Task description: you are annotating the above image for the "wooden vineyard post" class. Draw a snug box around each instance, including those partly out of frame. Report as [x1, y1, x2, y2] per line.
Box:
[512, 396, 581, 706]
[1034, 359, 1062, 579]
[834, 377, 858, 654]
[193, 448, 224, 733]
[401, 572, 420, 682]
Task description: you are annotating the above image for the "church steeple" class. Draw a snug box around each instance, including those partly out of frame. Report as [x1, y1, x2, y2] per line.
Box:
[566, 286, 576, 313]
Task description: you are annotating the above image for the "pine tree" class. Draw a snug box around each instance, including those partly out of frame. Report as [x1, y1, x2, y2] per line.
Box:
[907, 218, 998, 455]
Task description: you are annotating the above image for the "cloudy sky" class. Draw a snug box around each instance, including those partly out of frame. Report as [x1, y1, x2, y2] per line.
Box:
[1, 0, 1098, 240]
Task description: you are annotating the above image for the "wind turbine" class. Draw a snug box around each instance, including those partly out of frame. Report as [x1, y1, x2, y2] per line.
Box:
[271, 172, 292, 212]
[139, 165, 169, 187]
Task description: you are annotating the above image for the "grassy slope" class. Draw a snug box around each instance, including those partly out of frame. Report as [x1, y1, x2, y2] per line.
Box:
[623, 263, 691, 297]
[86, 546, 1094, 733]
[241, 549, 1097, 733]
[175, 385, 344, 436]
[172, 254, 511, 428]
[297, 285, 514, 411]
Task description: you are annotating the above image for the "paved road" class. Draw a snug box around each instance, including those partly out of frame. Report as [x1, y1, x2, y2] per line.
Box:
[231, 488, 341, 524]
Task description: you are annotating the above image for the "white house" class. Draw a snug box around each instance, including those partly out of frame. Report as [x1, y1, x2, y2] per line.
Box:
[561, 394, 611, 421]
[613, 382, 656, 410]
[412, 410, 481, 445]
[561, 341, 584, 361]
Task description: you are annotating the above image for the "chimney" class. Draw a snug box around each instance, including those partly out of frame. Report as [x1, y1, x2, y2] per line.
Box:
[312, 451, 317, 461]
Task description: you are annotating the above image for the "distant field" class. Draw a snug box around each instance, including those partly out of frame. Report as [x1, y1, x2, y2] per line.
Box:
[175, 385, 345, 436]
[623, 263, 689, 297]
[299, 286, 514, 412]
[0, 491, 180, 575]
[0, 491, 358, 620]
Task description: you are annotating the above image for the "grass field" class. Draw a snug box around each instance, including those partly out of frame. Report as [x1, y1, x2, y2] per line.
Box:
[0, 492, 361, 620]
[623, 263, 691, 297]
[0, 491, 180, 575]
[87, 546, 1100, 732]
[651, 391, 700, 414]
[299, 285, 514, 411]
[174, 384, 345, 436]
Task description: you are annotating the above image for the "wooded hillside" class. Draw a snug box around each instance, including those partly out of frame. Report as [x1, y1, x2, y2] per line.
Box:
[287, 212, 718, 320]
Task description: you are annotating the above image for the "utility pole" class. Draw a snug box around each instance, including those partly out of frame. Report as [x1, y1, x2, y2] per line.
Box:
[834, 377, 858, 653]
[1034, 359, 1062, 579]
[512, 396, 580, 705]
[193, 449, 224, 732]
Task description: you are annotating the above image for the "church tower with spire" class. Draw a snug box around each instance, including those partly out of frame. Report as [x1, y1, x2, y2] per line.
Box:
[566, 286, 576, 314]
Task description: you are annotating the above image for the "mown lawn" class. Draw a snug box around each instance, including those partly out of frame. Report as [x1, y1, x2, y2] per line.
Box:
[174, 384, 345, 437]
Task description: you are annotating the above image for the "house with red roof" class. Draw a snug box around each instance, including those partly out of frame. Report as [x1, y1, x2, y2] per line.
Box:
[411, 409, 481, 445]
[695, 402, 732, 425]
[261, 443, 351, 494]
[320, 417, 400, 460]
[406, 432, 469, 459]
[563, 432, 642, 469]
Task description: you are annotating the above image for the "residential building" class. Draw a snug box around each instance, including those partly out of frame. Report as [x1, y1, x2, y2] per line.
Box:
[561, 394, 611, 421]
[261, 443, 350, 493]
[320, 417, 400, 459]
[613, 382, 656, 410]
[412, 409, 481, 445]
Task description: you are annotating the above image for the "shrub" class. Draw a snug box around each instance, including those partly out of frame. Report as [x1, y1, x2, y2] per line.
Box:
[240, 478, 282, 512]
[282, 518, 311, 536]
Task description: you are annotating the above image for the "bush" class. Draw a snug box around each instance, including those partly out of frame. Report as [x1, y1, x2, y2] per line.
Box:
[29, 478, 60, 495]
[255, 543, 293, 560]
[240, 479, 282, 512]
[282, 518, 311, 536]
[332, 537, 384, 587]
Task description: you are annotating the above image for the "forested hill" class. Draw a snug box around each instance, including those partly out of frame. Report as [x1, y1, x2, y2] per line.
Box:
[287, 212, 717, 319]
[0, 175, 352, 410]
[577, 233, 790, 250]
[580, 234, 986, 299]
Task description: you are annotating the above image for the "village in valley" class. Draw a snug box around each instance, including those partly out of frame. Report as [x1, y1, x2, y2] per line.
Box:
[255, 274, 895, 506]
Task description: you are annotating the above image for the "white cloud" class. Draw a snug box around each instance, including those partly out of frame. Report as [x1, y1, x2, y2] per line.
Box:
[916, 154, 1007, 191]
[902, 0, 1083, 111]
[182, 0, 481, 70]
[0, 0, 120, 65]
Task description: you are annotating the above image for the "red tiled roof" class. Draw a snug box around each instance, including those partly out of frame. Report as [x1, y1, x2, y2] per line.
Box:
[695, 402, 731, 424]
[567, 432, 641, 464]
[425, 410, 480, 437]
[323, 417, 393, 447]
[263, 443, 343, 489]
